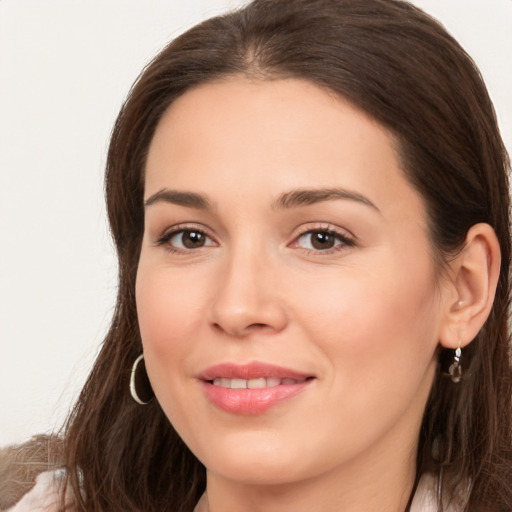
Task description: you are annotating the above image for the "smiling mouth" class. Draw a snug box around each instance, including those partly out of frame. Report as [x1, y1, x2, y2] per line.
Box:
[199, 363, 315, 414]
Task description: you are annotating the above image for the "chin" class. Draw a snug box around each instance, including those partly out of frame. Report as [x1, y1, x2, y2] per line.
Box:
[190, 429, 323, 486]
[206, 456, 307, 486]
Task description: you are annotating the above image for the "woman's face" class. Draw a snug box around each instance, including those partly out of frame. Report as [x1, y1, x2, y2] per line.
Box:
[136, 78, 449, 486]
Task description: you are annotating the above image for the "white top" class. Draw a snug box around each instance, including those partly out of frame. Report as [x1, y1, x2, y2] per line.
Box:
[6, 470, 70, 512]
[7, 470, 457, 512]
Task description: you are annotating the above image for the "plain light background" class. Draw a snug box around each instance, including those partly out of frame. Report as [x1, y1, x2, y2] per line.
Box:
[1, 0, 511, 448]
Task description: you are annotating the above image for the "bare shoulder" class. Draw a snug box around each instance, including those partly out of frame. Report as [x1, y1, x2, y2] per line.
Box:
[0, 436, 64, 511]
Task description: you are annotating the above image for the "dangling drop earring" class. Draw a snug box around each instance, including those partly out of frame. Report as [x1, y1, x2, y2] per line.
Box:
[129, 354, 155, 405]
[448, 347, 462, 383]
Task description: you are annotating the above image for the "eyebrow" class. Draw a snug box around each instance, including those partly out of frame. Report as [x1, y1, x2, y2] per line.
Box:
[144, 189, 213, 210]
[144, 186, 379, 213]
[273, 187, 380, 212]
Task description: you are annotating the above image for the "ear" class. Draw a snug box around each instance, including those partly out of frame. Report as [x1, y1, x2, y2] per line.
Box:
[438, 223, 501, 349]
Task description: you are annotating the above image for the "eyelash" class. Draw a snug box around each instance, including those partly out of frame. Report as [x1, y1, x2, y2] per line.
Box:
[290, 226, 356, 254]
[155, 224, 216, 253]
[155, 224, 356, 255]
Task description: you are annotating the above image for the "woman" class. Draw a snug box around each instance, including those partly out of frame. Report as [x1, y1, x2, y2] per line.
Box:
[2, 0, 511, 510]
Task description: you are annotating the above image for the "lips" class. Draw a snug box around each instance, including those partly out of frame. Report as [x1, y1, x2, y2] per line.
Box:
[199, 363, 315, 414]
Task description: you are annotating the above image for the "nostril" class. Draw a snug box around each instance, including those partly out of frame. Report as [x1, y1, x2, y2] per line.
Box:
[212, 321, 274, 338]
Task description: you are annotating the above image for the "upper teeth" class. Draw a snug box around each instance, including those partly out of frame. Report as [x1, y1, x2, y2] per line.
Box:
[212, 377, 304, 389]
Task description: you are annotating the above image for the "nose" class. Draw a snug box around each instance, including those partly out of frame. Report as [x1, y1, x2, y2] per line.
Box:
[209, 244, 288, 338]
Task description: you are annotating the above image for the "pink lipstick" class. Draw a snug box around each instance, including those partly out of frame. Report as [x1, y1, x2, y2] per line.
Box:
[199, 362, 314, 414]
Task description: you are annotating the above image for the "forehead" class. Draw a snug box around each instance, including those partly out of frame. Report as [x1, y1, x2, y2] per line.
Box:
[144, 77, 424, 222]
[148, 77, 391, 158]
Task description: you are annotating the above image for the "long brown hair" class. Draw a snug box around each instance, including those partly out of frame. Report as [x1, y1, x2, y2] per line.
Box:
[62, 1, 511, 510]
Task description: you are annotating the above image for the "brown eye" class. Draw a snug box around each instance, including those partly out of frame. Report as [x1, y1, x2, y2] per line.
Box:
[310, 231, 336, 250]
[168, 230, 213, 249]
[182, 231, 206, 248]
[295, 229, 353, 252]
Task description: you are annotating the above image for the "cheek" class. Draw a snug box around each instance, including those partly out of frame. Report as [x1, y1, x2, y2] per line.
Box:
[136, 266, 204, 356]
[135, 266, 204, 424]
[135, 265, 201, 417]
[285, 259, 440, 455]
[294, 254, 440, 379]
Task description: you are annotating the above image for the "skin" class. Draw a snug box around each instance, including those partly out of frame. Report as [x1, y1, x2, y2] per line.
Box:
[136, 78, 496, 512]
